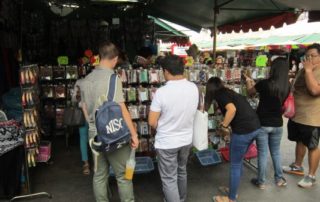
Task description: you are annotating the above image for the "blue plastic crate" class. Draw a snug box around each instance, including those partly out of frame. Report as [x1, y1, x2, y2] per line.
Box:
[109, 156, 154, 177]
[135, 157, 154, 174]
[196, 149, 221, 166]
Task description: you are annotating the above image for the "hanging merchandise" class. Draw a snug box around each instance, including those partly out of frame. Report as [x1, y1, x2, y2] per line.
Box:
[42, 85, 54, 98]
[53, 66, 66, 80]
[66, 66, 78, 79]
[120, 69, 128, 83]
[149, 86, 158, 101]
[139, 68, 149, 84]
[149, 69, 160, 84]
[55, 108, 65, 128]
[139, 138, 149, 152]
[138, 87, 149, 102]
[199, 69, 207, 83]
[54, 84, 66, 99]
[127, 87, 137, 102]
[233, 68, 241, 82]
[159, 69, 166, 83]
[189, 69, 199, 82]
[138, 121, 149, 136]
[225, 68, 232, 82]
[138, 105, 147, 119]
[128, 105, 139, 120]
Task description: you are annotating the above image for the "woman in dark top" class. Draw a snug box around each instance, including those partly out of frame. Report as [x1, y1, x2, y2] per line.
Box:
[245, 57, 290, 189]
[205, 77, 261, 202]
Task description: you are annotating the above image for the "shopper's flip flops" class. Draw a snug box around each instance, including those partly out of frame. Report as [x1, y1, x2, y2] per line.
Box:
[218, 186, 239, 199]
[83, 164, 90, 175]
[213, 195, 230, 202]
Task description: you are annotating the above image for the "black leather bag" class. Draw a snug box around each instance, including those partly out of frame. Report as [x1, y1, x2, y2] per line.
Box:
[63, 107, 85, 126]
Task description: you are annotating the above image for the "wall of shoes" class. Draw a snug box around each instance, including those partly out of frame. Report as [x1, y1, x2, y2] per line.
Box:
[20, 64, 42, 167]
[38, 65, 92, 135]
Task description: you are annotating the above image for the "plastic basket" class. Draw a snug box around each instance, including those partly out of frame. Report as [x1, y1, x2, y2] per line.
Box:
[109, 156, 154, 177]
[195, 149, 221, 166]
[135, 157, 154, 174]
[36, 141, 51, 162]
[219, 144, 257, 162]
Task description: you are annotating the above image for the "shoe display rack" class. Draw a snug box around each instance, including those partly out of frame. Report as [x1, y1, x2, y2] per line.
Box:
[11, 64, 52, 201]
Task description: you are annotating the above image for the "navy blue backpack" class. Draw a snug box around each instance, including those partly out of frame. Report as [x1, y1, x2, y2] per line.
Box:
[91, 74, 131, 153]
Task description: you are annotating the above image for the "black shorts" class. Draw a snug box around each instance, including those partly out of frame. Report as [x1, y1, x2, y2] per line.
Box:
[288, 120, 320, 150]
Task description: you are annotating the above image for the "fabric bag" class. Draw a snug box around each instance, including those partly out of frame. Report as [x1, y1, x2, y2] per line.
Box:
[63, 107, 85, 126]
[282, 70, 301, 118]
[90, 74, 131, 153]
[193, 110, 208, 151]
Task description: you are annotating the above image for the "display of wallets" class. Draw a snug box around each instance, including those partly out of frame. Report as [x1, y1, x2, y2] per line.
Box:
[53, 66, 65, 79]
[66, 65, 78, 79]
[54, 84, 66, 98]
[39, 65, 53, 80]
[67, 83, 75, 99]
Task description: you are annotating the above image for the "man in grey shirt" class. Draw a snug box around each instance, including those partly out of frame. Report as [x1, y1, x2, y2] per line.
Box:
[81, 41, 139, 202]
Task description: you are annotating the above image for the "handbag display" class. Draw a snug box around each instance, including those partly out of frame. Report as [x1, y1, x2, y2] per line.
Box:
[63, 107, 85, 126]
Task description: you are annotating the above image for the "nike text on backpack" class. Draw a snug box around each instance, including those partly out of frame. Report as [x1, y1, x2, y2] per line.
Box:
[90, 74, 131, 153]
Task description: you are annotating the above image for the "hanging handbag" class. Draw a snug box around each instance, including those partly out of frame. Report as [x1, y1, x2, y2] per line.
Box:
[63, 106, 85, 126]
[282, 70, 301, 118]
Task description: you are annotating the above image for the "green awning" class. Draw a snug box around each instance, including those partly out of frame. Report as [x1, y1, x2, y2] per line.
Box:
[148, 16, 188, 37]
[296, 33, 320, 44]
[254, 35, 305, 46]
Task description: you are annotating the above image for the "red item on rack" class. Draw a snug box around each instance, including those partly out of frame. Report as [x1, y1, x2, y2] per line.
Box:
[219, 144, 257, 161]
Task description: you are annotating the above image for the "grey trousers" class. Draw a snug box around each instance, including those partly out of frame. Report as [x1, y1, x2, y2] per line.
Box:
[156, 144, 192, 202]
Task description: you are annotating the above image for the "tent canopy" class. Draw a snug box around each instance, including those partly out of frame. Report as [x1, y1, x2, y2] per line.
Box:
[147, 0, 319, 33]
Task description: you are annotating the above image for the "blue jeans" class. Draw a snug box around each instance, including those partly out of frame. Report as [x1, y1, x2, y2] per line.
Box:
[256, 126, 284, 184]
[79, 122, 89, 162]
[229, 129, 261, 201]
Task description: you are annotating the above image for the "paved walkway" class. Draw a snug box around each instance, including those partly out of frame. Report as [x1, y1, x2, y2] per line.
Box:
[15, 119, 319, 202]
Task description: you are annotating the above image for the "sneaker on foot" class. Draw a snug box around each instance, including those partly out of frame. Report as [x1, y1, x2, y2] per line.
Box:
[276, 177, 287, 187]
[298, 176, 316, 188]
[251, 178, 266, 190]
[283, 163, 304, 176]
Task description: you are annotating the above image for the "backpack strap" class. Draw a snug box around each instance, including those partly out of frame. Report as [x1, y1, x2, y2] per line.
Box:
[107, 74, 117, 101]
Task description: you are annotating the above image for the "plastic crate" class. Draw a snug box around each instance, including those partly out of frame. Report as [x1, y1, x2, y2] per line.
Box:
[219, 144, 257, 162]
[36, 141, 51, 162]
[195, 149, 221, 166]
[135, 157, 154, 174]
[109, 156, 154, 177]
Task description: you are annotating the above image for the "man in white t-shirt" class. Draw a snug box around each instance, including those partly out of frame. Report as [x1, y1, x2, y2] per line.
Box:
[148, 55, 199, 202]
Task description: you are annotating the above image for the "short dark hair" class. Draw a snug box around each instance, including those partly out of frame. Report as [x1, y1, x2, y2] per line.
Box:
[307, 43, 320, 54]
[160, 55, 184, 76]
[99, 41, 119, 60]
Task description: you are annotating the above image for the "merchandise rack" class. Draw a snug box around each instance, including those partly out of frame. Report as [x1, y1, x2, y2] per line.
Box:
[11, 64, 52, 201]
